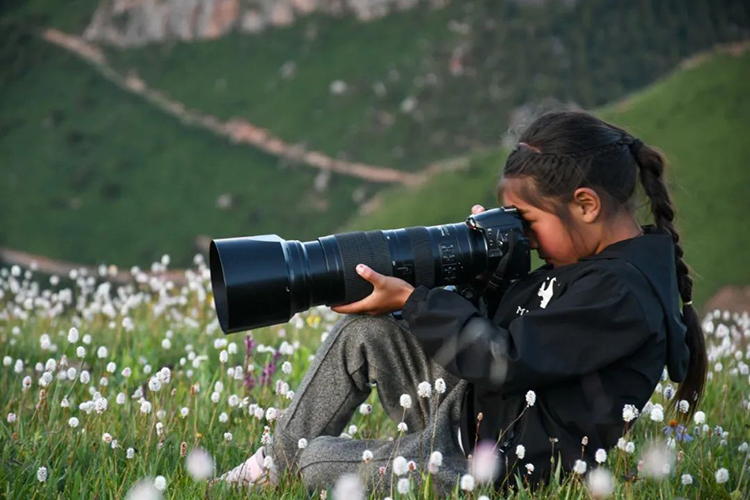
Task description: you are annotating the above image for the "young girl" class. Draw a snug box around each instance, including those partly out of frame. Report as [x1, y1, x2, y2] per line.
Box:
[219, 109, 707, 494]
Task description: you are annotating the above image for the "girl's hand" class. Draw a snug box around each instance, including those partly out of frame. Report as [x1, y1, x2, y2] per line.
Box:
[331, 264, 415, 316]
[471, 204, 486, 215]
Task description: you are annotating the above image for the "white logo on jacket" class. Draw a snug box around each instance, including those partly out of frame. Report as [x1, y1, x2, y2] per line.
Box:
[537, 277, 557, 309]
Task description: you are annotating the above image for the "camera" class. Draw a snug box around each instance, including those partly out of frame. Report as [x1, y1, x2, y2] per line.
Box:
[209, 207, 530, 334]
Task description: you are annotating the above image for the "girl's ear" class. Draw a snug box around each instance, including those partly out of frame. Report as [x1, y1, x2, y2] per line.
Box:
[570, 187, 601, 223]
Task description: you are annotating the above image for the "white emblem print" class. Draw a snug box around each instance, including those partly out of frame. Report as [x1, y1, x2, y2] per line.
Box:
[537, 277, 557, 309]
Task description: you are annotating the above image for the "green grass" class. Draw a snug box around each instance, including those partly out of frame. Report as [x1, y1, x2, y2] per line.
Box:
[342, 49, 750, 307]
[0, 34, 373, 268]
[0, 267, 748, 498]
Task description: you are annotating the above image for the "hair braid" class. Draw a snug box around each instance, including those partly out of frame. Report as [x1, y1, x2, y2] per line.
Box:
[630, 139, 707, 417]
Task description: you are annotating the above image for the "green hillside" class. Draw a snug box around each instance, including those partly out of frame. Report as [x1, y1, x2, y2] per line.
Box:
[103, 0, 749, 171]
[0, 30, 372, 267]
[1, 0, 748, 274]
[341, 48, 750, 306]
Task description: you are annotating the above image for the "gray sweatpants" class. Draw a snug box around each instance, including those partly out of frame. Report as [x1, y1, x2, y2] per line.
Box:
[267, 313, 471, 496]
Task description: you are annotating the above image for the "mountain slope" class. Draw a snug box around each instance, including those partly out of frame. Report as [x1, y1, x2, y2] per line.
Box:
[0, 32, 370, 267]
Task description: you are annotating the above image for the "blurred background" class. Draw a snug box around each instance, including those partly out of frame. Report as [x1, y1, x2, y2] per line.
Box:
[1, 0, 749, 309]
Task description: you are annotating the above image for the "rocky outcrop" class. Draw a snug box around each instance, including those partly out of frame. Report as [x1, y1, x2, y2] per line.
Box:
[83, 0, 449, 47]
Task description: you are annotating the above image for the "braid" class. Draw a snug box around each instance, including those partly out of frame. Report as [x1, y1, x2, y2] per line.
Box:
[630, 138, 707, 417]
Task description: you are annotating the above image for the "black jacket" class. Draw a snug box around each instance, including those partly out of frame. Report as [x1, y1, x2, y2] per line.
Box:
[401, 225, 690, 483]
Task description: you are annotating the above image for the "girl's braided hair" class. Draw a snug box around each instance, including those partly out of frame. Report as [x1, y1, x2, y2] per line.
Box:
[500, 109, 707, 417]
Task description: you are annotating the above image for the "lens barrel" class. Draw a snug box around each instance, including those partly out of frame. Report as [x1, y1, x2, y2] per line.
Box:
[210, 207, 528, 333]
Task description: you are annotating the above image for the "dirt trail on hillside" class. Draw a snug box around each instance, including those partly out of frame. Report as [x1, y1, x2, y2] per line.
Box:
[42, 28, 451, 186]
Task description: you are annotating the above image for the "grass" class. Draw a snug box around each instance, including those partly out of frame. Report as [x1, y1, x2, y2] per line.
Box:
[342, 48, 750, 307]
[0, 261, 748, 498]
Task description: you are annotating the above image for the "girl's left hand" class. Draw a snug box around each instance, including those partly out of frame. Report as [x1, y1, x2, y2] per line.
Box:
[331, 264, 415, 316]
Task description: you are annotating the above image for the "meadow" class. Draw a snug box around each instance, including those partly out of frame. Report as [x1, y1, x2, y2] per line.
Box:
[1, 257, 748, 499]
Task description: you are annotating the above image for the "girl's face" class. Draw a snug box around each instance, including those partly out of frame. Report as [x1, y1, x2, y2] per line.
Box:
[501, 177, 582, 268]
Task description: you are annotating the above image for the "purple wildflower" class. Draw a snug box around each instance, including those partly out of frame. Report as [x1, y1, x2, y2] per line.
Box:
[244, 334, 256, 358]
[243, 371, 256, 391]
[662, 422, 694, 442]
[260, 362, 276, 386]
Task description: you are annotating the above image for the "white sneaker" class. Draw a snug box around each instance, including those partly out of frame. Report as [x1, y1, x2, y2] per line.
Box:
[216, 446, 275, 486]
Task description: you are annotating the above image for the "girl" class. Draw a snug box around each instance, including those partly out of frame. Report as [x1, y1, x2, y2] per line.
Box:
[219, 109, 707, 494]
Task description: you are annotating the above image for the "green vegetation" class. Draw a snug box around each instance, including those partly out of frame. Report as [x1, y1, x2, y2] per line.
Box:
[104, 0, 749, 170]
[0, 32, 373, 268]
[0, 273, 748, 498]
[343, 49, 750, 306]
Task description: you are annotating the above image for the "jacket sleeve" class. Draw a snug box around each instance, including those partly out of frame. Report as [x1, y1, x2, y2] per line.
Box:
[401, 268, 653, 394]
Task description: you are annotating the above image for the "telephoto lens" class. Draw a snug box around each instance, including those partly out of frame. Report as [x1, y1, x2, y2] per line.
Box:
[210, 207, 530, 334]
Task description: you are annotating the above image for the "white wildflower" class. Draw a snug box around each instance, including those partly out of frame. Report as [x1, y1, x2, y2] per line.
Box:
[429, 451, 443, 468]
[186, 448, 215, 480]
[282, 361, 292, 374]
[399, 394, 412, 409]
[622, 404, 639, 422]
[417, 381, 432, 398]
[525, 390, 536, 406]
[516, 444, 525, 459]
[715, 467, 729, 484]
[359, 403, 372, 415]
[154, 475, 166, 491]
[678, 400, 689, 414]
[68, 327, 79, 343]
[265, 407, 278, 421]
[125, 479, 160, 500]
[681, 473, 693, 485]
[693, 411, 706, 425]
[434, 378, 446, 394]
[460, 474, 475, 491]
[595, 448, 607, 464]
[332, 473, 364, 500]
[140, 400, 152, 414]
[393, 456, 408, 476]
[586, 467, 614, 499]
[573, 460, 587, 475]
[37, 466, 47, 483]
[650, 407, 664, 422]
[362, 450, 373, 462]
[298, 438, 308, 449]
[397, 422, 408, 432]
[397, 477, 410, 494]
